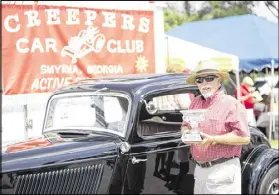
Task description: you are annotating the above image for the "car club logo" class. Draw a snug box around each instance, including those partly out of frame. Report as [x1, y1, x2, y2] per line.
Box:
[61, 25, 149, 73]
[61, 25, 106, 64]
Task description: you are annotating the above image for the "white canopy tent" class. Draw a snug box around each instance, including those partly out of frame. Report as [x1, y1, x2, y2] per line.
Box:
[165, 35, 242, 100]
[165, 35, 240, 71]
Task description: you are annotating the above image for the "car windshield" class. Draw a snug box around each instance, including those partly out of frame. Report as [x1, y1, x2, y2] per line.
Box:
[43, 92, 131, 136]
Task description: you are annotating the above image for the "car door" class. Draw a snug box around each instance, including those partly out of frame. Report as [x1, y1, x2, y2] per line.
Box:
[123, 90, 197, 194]
[125, 135, 194, 194]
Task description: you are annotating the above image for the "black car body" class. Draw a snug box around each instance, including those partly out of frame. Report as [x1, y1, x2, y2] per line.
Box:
[2, 73, 278, 194]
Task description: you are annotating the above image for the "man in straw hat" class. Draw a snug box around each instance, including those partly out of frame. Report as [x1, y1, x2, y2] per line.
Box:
[181, 59, 250, 194]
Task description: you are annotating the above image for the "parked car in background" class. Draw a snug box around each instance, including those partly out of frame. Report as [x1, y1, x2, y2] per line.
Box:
[1, 74, 278, 194]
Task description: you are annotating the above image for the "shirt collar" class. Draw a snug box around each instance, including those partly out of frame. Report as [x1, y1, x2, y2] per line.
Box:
[203, 88, 224, 104]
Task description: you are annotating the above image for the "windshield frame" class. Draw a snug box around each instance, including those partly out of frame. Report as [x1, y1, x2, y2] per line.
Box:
[42, 91, 132, 138]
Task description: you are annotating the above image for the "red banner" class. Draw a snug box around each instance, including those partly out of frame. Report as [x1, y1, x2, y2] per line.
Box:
[2, 4, 155, 95]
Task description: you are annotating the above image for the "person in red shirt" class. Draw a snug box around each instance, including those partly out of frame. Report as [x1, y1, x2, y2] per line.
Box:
[234, 76, 262, 125]
[182, 60, 250, 194]
[234, 76, 256, 109]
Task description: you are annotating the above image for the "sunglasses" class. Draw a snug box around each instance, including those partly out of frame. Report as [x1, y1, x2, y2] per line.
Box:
[195, 75, 218, 84]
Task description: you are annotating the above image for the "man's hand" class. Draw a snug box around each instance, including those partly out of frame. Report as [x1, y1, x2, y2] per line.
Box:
[200, 132, 217, 146]
[181, 125, 191, 134]
[181, 125, 202, 145]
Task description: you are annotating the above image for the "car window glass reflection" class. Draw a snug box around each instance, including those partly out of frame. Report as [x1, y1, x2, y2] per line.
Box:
[46, 95, 129, 133]
[53, 97, 96, 127]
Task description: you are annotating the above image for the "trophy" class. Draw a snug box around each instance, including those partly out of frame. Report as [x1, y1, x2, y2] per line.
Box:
[180, 109, 207, 142]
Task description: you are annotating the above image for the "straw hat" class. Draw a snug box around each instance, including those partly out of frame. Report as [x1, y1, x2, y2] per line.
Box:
[186, 59, 230, 85]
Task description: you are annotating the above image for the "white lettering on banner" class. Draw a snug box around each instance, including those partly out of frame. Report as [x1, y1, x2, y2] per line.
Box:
[45, 38, 58, 52]
[87, 65, 123, 74]
[84, 10, 97, 26]
[16, 38, 58, 53]
[31, 38, 44, 53]
[4, 10, 151, 33]
[24, 11, 41, 28]
[139, 17, 150, 33]
[40, 64, 82, 74]
[16, 38, 29, 53]
[45, 9, 60, 25]
[31, 77, 88, 91]
[66, 9, 80, 25]
[121, 14, 135, 31]
[107, 40, 144, 53]
[4, 14, 20, 33]
[102, 11, 116, 28]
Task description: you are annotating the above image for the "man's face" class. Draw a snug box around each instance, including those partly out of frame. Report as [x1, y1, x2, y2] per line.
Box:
[195, 74, 221, 99]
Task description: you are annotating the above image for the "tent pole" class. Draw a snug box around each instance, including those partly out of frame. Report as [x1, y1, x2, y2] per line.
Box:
[166, 35, 170, 68]
[271, 60, 275, 141]
[235, 63, 241, 102]
[268, 59, 275, 142]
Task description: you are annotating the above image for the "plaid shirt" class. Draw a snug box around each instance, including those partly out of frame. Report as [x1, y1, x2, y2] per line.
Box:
[186, 90, 249, 162]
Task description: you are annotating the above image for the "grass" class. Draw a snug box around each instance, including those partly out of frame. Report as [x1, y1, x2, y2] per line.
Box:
[271, 139, 279, 149]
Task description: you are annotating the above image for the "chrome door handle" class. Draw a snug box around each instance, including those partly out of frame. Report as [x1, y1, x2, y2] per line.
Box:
[131, 157, 147, 164]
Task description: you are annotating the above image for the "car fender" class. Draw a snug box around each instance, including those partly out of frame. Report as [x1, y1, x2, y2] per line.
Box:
[241, 144, 279, 194]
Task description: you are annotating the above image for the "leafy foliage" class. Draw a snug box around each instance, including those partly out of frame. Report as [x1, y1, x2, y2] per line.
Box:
[164, 1, 258, 32]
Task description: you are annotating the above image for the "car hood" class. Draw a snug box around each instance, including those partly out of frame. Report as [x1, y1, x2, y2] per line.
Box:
[2, 133, 66, 153]
[2, 132, 120, 173]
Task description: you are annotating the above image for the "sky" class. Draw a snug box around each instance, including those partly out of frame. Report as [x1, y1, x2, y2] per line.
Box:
[253, 1, 278, 23]
[167, 1, 278, 23]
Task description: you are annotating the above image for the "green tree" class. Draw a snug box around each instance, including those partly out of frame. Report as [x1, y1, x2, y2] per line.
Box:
[164, 1, 258, 32]
[164, 9, 189, 32]
[195, 1, 257, 20]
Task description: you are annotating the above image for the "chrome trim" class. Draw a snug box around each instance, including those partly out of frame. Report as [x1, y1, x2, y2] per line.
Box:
[130, 139, 189, 156]
[131, 157, 147, 164]
[268, 178, 279, 194]
[120, 142, 131, 154]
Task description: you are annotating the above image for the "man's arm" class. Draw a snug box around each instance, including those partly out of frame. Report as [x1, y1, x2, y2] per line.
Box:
[234, 88, 253, 103]
[239, 93, 253, 103]
[211, 132, 250, 145]
[200, 131, 250, 146]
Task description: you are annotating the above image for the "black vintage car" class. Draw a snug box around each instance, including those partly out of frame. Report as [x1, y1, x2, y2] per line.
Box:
[1, 73, 278, 194]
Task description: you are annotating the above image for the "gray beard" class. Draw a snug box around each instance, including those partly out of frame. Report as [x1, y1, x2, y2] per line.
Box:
[201, 92, 214, 99]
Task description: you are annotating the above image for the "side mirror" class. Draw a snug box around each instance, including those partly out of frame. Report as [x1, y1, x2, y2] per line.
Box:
[143, 99, 157, 115]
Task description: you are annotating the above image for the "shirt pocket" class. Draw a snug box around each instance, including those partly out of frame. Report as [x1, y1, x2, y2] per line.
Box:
[206, 113, 228, 134]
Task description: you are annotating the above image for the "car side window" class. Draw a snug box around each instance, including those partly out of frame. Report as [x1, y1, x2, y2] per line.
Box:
[137, 92, 194, 138]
